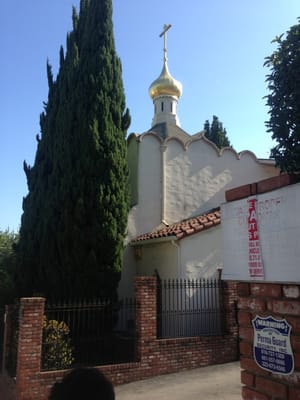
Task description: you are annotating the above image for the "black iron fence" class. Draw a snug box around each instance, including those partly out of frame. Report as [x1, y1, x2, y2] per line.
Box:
[43, 297, 136, 370]
[157, 278, 224, 338]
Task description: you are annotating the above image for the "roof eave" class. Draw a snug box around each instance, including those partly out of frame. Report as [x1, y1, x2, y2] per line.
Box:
[131, 235, 178, 247]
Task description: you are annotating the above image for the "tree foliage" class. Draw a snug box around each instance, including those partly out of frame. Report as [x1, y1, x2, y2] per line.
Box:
[203, 115, 231, 149]
[0, 230, 18, 306]
[16, 0, 130, 299]
[265, 18, 300, 172]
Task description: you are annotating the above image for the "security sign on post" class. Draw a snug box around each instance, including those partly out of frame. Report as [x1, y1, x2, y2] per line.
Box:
[252, 315, 294, 375]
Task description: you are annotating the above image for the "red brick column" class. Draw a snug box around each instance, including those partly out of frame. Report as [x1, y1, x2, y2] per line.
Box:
[16, 297, 45, 400]
[134, 276, 157, 361]
[238, 282, 300, 400]
[223, 281, 238, 337]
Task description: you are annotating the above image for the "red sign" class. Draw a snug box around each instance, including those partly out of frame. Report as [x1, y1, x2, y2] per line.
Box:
[248, 198, 264, 279]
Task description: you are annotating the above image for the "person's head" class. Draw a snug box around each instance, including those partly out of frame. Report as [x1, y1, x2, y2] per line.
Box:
[49, 368, 115, 400]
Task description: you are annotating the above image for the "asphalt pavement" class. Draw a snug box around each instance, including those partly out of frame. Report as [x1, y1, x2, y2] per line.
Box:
[115, 361, 242, 400]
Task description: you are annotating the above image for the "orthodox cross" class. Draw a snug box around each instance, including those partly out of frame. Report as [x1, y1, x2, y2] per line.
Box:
[159, 24, 172, 62]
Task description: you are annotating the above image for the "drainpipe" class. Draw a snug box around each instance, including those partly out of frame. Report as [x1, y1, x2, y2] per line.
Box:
[171, 240, 181, 278]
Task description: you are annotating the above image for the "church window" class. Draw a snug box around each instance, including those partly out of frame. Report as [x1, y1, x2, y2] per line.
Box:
[161, 102, 164, 112]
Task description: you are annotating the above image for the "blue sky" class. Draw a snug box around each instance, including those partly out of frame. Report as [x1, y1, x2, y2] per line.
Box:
[0, 1, 299, 232]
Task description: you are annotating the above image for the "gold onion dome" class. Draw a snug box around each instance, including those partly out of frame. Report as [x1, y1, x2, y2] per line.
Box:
[149, 60, 183, 100]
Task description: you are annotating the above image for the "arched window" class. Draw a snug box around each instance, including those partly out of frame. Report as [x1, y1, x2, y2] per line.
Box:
[161, 102, 164, 112]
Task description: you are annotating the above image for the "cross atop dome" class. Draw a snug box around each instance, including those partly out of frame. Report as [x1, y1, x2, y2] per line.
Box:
[159, 24, 172, 63]
[149, 24, 183, 127]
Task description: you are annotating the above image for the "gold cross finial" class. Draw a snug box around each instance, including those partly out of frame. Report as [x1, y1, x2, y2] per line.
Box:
[159, 24, 172, 63]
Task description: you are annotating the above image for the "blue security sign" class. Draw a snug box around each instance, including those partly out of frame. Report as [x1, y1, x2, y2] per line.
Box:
[252, 315, 294, 375]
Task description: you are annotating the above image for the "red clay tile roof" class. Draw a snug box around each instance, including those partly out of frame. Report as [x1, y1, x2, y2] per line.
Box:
[131, 208, 221, 244]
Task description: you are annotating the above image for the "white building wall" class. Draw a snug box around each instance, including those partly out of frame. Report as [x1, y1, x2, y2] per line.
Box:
[127, 134, 277, 237]
[180, 226, 222, 280]
[136, 241, 178, 279]
[121, 133, 278, 297]
[222, 182, 300, 282]
[165, 138, 277, 224]
[130, 225, 221, 282]
[127, 134, 162, 239]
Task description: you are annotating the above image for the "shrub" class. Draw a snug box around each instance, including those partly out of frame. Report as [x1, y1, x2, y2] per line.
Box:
[42, 316, 74, 370]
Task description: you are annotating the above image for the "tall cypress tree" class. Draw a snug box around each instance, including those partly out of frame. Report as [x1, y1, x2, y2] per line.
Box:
[204, 115, 231, 149]
[16, 0, 130, 299]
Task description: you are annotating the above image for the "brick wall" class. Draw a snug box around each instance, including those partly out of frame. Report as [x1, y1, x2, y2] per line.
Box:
[238, 282, 300, 400]
[16, 298, 45, 400]
[15, 277, 238, 400]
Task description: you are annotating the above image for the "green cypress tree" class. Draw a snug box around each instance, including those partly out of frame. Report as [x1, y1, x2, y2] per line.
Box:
[16, 0, 130, 299]
[204, 115, 231, 149]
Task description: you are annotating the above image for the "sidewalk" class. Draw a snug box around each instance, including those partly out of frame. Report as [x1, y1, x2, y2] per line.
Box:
[0, 361, 241, 400]
[115, 362, 241, 400]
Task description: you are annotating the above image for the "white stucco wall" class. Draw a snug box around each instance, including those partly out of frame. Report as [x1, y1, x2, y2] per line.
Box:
[222, 182, 300, 282]
[136, 241, 178, 279]
[127, 134, 162, 239]
[132, 225, 221, 281]
[127, 134, 277, 238]
[165, 139, 277, 224]
[121, 133, 278, 297]
[180, 226, 222, 280]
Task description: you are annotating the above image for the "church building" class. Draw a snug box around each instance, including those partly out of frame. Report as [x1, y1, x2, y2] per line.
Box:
[118, 25, 278, 297]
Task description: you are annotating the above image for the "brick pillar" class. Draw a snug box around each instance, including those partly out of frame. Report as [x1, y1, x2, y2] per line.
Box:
[134, 276, 157, 361]
[16, 297, 45, 400]
[238, 282, 300, 400]
[223, 280, 238, 336]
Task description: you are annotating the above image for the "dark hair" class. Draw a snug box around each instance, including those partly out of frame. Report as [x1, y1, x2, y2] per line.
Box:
[49, 368, 115, 400]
